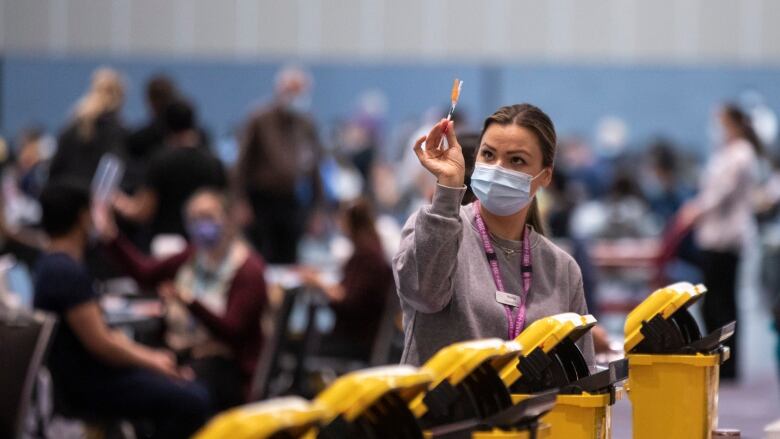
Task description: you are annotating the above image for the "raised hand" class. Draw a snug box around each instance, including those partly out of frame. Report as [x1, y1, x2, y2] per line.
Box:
[413, 119, 465, 188]
[91, 200, 118, 243]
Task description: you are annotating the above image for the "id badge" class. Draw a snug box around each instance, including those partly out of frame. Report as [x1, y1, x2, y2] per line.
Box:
[495, 290, 520, 307]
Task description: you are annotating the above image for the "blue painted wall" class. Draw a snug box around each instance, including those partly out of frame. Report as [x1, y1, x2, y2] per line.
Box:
[2, 54, 780, 156]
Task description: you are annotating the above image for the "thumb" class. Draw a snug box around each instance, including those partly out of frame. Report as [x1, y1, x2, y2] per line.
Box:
[445, 121, 459, 149]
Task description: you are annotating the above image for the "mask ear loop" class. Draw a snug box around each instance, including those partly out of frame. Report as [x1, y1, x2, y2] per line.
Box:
[527, 169, 551, 201]
[530, 168, 549, 181]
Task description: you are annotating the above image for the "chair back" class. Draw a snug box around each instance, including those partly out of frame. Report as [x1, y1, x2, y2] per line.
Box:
[370, 288, 403, 366]
[0, 311, 57, 439]
[249, 287, 299, 401]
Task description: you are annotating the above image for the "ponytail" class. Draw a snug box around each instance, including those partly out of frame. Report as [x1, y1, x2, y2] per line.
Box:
[723, 103, 764, 157]
[526, 198, 546, 236]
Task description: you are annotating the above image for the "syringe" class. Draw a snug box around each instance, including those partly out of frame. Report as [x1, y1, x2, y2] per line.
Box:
[438, 78, 463, 149]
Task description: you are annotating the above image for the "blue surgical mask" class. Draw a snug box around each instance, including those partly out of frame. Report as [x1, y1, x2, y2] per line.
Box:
[187, 219, 223, 249]
[470, 163, 545, 216]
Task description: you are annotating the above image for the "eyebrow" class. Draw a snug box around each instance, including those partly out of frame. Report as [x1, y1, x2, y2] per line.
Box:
[481, 143, 531, 157]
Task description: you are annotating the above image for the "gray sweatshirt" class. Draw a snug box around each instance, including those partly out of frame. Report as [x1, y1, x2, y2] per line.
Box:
[393, 184, 595, 366]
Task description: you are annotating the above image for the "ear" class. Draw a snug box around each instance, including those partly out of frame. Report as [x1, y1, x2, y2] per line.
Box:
[539, 167, 553, 188]
[80, 209, 93, 227]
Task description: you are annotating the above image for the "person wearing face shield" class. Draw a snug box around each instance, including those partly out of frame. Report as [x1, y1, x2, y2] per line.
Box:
[393, 104, 595, 366]
[234, 66, 324, 264]
[95, 188, 268, 411]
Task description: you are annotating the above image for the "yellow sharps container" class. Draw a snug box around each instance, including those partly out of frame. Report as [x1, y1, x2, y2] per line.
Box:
[314, 365, 433, 438]
[624, 282, 735, 439]
[500, 313, 627, 439]
[193, 396, 328, 439]
[409, 338, 556, 438]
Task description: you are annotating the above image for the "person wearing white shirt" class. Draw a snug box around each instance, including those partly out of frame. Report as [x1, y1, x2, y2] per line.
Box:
[678, 104, 763, 380]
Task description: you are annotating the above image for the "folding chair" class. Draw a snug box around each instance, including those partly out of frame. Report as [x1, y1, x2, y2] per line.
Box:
[249, 287, 300, 401]
[0, 310, 57, 439]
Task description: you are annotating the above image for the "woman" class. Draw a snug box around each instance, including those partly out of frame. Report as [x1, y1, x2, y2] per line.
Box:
[50, 67, 127, 185]
[394, 104, 594, 366]
[677, 103, 762, 380]
[301, 198, 394, 361]
[95, 188, 267, 409]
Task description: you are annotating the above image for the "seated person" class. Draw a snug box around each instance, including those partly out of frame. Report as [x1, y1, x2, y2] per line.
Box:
[34, 181, 209, 439]
[96, 188, 267, 410]
[301, 198, 394, 361]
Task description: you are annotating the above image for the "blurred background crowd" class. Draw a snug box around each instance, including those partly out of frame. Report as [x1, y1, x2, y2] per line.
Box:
[2, 0, 780, 437]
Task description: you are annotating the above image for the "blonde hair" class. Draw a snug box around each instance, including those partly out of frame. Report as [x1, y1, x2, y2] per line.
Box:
[73, 67, 125, 140]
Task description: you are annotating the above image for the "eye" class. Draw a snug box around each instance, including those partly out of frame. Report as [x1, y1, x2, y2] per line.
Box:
[481, 150, 494, 160]
[511, 156, 526, 165]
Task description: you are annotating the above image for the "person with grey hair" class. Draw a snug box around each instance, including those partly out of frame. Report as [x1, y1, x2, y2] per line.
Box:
[234, 66, 324, 264]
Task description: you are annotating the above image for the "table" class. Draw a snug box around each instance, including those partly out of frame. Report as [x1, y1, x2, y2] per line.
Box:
[101, 294, 164, 337]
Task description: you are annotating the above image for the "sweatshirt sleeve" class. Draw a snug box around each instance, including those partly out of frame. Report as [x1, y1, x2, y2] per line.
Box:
[569, 259, 596, 366]
[392, 184, 466, 314]
[104, 234, 191, 288]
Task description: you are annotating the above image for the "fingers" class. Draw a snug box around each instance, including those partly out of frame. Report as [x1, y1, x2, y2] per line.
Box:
[422, 119, 445, 150]
[413, 135, 427, 160]
[160, 349, 177, 363]
[444, 121, 460, 149]
[158, 282, 174, 297]
[178, 366, 196, 381]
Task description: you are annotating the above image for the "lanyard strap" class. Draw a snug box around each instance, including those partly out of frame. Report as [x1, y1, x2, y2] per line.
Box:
[473, 201, 533, 339]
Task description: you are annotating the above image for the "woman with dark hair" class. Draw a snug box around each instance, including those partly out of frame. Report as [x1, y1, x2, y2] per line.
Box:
[301, 198, 394, 360]
[393, 104, 594, 366]
[456, 132, 480, 206]
[676, 103, 762, 380]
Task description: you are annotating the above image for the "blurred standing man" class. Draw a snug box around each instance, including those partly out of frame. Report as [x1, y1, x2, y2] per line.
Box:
[124, 75, 180, 191]
[235, 67, 323, 263]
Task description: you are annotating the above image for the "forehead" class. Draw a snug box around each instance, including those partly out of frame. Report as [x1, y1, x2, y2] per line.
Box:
[481, 124, 540, 154]
[186, 193, 222, 214]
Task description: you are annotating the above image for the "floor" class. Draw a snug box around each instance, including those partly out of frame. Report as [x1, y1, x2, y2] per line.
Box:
[611, 373, 780, 439]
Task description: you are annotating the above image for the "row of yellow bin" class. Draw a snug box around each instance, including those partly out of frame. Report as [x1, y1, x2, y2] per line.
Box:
[195, 282, 735, 439]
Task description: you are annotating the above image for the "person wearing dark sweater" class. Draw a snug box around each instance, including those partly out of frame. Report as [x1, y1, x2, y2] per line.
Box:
[96, 188, 267, 410]
[123, 75, 179, 191]
[114, 100, 226, 242]
[234, 67, 324, 264]
[301, 198, 394, 360]
[50, 68, 128, 186]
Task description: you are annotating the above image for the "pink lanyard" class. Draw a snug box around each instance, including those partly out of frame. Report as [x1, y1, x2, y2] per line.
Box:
[473, 201, 533, 339]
